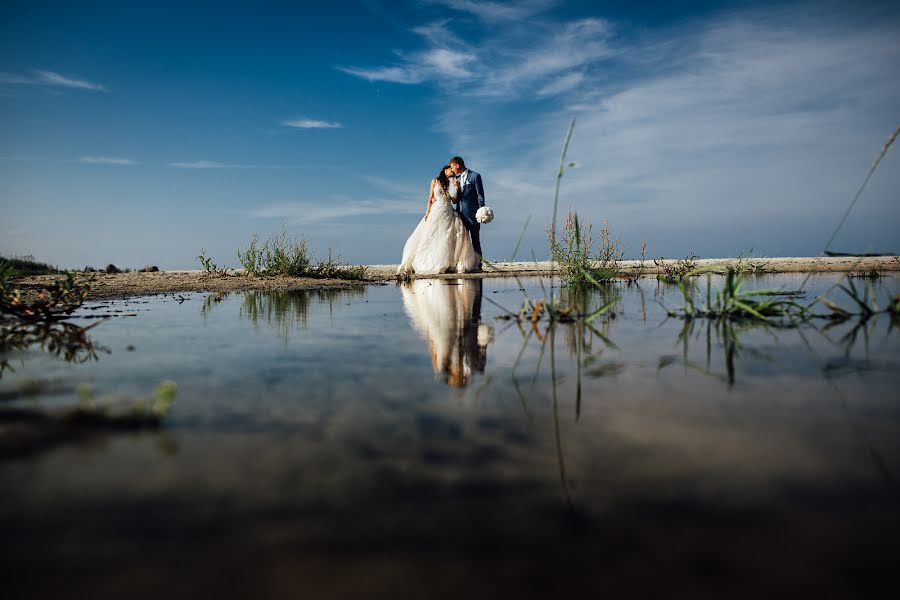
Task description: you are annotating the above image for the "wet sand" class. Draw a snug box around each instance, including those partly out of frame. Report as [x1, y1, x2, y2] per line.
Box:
[12, 256, 899, 302]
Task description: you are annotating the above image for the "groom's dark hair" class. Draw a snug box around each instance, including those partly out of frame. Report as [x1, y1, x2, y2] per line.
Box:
[450, 156, 466, 169]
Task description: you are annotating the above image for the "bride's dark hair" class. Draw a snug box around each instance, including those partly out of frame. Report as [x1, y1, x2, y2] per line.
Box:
[435, 164, 452, 190]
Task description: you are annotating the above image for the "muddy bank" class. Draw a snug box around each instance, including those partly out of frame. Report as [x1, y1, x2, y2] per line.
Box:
[10, 256, 898, 302]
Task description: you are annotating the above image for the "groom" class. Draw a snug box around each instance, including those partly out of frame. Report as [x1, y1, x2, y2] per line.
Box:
[449, 156, 485, 271]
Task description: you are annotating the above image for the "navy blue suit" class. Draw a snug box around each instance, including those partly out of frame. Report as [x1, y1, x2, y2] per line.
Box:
[454, 170, 485, 263]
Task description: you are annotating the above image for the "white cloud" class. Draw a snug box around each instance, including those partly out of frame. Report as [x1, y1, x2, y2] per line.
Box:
[1, 70, 107, 91]
[339, 17, 613, 98]
[34, 70, 107, 91]
[423, 0, 559, 22]
[249, 199, 423, 225]
[169, 160, 292, 169]
[421, 48, 477, 78]
[282, 118, 344, 129]
[78, 156, 138, 165]
[337, 65, 425, 84]
[537, 72, 585, 97]
[170, 160, 230, 169]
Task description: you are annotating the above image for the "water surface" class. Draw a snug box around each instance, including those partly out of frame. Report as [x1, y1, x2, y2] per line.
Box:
[2, 274, 899, 598]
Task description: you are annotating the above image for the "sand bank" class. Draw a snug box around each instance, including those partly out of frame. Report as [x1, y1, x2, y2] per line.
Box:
[11, 256, 898, 302]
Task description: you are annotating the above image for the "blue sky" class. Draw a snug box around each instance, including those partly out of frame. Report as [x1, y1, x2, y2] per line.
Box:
[2, 0, 898, 269]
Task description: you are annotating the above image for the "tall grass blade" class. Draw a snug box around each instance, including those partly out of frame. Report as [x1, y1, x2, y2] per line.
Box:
[510, 215, 532, 261]
[549, 118, 576, 303]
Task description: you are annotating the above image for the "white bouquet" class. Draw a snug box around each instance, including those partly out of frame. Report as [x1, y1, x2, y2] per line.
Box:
[475, 206, 494, 224]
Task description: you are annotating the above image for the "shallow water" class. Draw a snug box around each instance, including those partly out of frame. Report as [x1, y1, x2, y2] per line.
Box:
[2, 274, 900, 598]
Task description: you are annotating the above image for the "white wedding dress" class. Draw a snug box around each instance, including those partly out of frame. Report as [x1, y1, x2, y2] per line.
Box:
[398, 181, 478, 275]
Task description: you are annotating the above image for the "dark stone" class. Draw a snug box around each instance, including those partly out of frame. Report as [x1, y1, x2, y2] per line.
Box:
[105, 264, 120, 274]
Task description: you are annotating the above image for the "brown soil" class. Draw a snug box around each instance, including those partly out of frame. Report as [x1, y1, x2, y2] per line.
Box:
[11, 256, 898, 302]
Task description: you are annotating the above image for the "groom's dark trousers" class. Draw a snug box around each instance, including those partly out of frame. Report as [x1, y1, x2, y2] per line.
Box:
[455, 170, 485, 264]
[460, 215, 482, 261]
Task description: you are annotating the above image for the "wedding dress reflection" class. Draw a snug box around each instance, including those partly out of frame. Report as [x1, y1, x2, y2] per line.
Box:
[401, 279, 493, 387]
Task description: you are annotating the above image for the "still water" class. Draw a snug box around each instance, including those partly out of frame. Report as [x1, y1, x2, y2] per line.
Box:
[2, 275, 899, 598]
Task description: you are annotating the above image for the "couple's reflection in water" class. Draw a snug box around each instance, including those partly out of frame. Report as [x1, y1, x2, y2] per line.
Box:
[401, 279, 493, 387]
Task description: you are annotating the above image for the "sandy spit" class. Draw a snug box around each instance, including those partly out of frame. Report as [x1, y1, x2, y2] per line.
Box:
[11, 256, 899, 302]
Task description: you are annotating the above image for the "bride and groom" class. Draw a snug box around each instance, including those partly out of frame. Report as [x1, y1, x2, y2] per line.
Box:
[398, 156, 486, 275]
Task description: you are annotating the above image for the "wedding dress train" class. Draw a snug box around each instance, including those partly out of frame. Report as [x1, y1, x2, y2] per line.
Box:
[398, 182, 478, 275]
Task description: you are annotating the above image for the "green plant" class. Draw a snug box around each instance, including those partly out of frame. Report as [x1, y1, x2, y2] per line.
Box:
[634, 239, 649, 279]
[0, 255, 59, 276]
[197, 248, 220, 274]
[596, 219, 625, 273]
[264, 226, 311, 276]
[654, 253, 699, 280]
[728, 252, 771, 275]
[237, 233, 265, 276]
[1, 270, 92, 321]
[547, 211, 619, 284]
[237, 227, 366, 280]
[1, 268, 101, 377]
[313, 248, 367, 280]
[0, 260, 14, 289]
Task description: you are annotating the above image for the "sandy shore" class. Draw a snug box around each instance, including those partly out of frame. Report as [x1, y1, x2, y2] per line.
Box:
[11, 256, 898, 302]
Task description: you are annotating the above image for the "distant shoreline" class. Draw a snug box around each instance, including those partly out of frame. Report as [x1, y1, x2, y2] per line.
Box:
[11, 256, 898, 302]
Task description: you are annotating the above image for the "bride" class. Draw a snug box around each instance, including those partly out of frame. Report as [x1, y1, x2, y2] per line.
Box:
[398, 164, 478, 275]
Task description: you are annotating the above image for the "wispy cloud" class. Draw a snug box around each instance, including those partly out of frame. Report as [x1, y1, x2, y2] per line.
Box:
[282, 118, 344, 129]
[337, 66, 425, 84]
[170, 160, 231, 169]
[338, 16, 613, 98]
[169, 160, 293, 169]
[78, 156, 138, 165]
[537, 72, 585, 97]
[423, 0, 559, 22]
[249, 198, 422, 225]
[0, 70, 107, 91]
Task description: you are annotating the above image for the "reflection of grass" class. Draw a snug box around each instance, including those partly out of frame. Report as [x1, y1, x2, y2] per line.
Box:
[507, 283, 621, 502]
[1, 321, 106, 377]
[239, 287, 368, 338]
[849, 264, 884, 279]
[1, 264, 102, 377]
[0, 381, 178, 461]
[659, 318, 775, 388]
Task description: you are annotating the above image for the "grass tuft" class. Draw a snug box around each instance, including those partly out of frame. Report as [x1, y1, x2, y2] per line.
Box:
[654, 254, 699, 280]
[235, 225, 366, 280]
[0, 255, 60, 276]
[547, 211, 622, 284]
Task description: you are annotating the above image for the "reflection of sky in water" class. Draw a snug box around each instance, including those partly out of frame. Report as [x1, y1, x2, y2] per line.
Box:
[2, 274, 900, 597]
